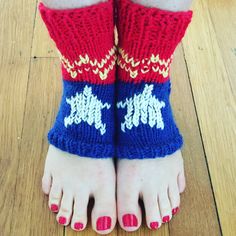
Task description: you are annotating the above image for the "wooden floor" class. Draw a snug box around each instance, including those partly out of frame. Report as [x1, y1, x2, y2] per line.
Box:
[1, 0, 236, 235]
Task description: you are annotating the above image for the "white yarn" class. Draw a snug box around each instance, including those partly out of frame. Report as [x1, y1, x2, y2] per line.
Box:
[117, 84, 165, 132]
[64, 86, 111, 135]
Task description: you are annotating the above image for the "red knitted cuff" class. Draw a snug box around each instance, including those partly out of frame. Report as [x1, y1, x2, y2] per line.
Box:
[39, 1, 116, 84]
[117, 0, 193, 83]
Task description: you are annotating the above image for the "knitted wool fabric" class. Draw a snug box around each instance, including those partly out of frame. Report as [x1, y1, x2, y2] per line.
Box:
[39, 1, 116, 158]
[116, 0, 192, 159]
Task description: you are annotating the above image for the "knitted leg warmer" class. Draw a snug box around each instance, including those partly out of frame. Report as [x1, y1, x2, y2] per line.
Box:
[39, 0, 116, 158]
[116, 0, 192, 159]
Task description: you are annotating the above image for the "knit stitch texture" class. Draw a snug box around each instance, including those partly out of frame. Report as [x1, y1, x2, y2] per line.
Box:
[39, 0, 116, 84]
[116, 0, 192, 159]
[39, 1, 115, 158]
[117, 0, 192, 84]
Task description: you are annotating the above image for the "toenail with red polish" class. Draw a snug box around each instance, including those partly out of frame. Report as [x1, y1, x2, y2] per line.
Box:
[162, 215, 170, 223]
[96, 216, 112, 231]
[74, 222, 84, 231]
[122, 214, 138, 227]
[58, 216, 67, 225]
[172, 207, 179, 215]
[150, 221, 159, 230]
[50, 204, 58, 212]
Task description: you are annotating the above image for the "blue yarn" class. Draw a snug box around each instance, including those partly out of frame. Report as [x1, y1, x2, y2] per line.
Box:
[115, 80, 183, 159]
[48, 80, 115, 158]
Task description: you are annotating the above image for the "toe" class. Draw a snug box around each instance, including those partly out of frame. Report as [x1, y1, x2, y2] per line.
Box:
[49, 182, 62, 213]
[178, 171, 186, 193]
[91, 190, 116, 234]
[143, 191, 162, 230]
[57, 191, 73, 226]
[158, 190, 172, 224]
[168, 184, 180, 216]
[71, 193, 89, 232]
[117, 187, 141, 232]
[42, 172, 52, 195]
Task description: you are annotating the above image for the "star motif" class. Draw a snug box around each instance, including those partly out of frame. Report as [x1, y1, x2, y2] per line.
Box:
[117, 84, 166, 132]
[64, 86, 111, 135]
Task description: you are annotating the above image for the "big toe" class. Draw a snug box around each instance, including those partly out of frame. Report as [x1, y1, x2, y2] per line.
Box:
[117, 185, 142, 232]
[91, 190, 117, 235]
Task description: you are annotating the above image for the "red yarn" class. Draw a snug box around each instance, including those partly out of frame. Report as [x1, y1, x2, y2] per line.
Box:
[117, 0, 193, 84]
[39, 1, 115, 84]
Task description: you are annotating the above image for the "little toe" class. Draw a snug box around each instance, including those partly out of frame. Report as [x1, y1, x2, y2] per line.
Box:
[168, 184, 180, 216]
[91, 191, 116, 235]
[143, 191, 162, 230]
[178, 171, 186, 193]
[49, 182, 62, 213]
[57, 191, 73, 226]
[71, 193, 89, 232]
[158, 191, 172, 224]
[117, 188, 141, 232]
[42, 172, 52, 195]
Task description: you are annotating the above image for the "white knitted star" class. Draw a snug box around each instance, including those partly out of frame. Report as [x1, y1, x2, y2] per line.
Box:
[64, 86, 111, 135]
[117, 84, 165, 132]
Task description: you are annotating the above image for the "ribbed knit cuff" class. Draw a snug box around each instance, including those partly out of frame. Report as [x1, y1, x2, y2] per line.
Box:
[117, 0, 192, 83]
[39, 1, 116, 84]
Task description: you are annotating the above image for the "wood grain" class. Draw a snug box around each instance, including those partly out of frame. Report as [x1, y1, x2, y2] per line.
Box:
[182, 0, 236, 235]
[32, 6, 57, 58]
[0, 0, 37, 235]
[10, 58, 63, 235]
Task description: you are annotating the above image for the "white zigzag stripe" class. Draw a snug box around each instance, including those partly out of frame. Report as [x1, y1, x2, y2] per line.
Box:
[117, 84, 165, 132]
[64, 86, 111, 135]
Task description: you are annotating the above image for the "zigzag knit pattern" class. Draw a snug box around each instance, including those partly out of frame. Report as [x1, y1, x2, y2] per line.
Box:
[39, 1, 115, 158]
[116, 0, 192, 159]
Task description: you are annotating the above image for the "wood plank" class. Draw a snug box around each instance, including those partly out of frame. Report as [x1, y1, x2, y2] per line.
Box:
[0, 0, 38, 235]
[31, 5, 57, 58]
[182, 0, 236, 235]
[207, 0, 236, 93]
[169, 46, 221, 236]
[10, 58, 63, 235]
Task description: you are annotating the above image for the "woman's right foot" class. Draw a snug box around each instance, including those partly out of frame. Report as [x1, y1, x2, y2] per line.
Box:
[42, 145, 117, 235]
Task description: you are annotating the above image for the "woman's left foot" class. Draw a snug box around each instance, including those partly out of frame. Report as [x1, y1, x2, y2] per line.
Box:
[117, 150, 186, 231]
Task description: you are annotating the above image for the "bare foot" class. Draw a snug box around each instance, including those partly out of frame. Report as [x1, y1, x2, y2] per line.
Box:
[42, 145, 116, 234]
[117, 150, 185, 231]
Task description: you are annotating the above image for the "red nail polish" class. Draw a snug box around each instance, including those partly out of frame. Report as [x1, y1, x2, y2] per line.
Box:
[58, 216, 67, 225]
[50, 204, 58, 212]
[74, 222, 84, 231]
[150, 221, 159, 230]
[172, 207, 179, 215]
[122, 214, 138, 227]
[162, 215, 170, 223]
[96, 216, 112, 231]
